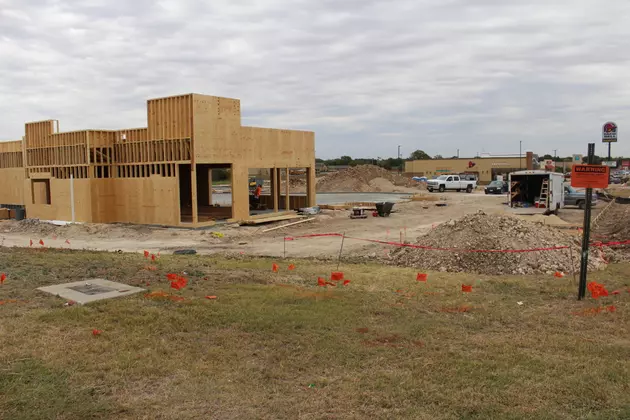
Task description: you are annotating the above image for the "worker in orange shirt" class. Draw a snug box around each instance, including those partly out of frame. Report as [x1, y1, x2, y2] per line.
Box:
[254, 184, 262, 206]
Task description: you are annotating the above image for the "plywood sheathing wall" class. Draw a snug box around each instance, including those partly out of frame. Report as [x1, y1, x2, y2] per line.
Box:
[0, 140, 25, 205]
[192, 94, 241, 163]
[240, 127, 315, 168]
[91, 178, 179, 225]
[24, 177, 92, 222]
[0, 168, 25, 205]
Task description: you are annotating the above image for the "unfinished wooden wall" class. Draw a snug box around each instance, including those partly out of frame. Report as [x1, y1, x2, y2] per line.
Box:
[0, 168, 25, 205]
[192, 95, 241, 163]
[148, 95, 193, 141]
[240, 126, 315, 167]
[8, 92, 315, 225]
[24, 120, 56, 148]
[91, 177, 179, 225]
[115, 128, 148, 142]
[24, 177, 92, 222]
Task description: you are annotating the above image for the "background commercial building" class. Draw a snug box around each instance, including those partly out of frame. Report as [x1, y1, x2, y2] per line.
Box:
[405, 152, 535, 184]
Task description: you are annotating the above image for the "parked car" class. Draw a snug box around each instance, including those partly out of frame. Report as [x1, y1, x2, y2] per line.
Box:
[484, 180, 508, 194]
[564, 185, 598, 209]
[427, 175, 477, 193]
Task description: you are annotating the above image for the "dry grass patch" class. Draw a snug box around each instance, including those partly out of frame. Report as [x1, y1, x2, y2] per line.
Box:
[0, 247, 629, 419]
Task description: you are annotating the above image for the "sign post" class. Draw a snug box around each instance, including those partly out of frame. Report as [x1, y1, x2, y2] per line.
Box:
[602, 122, 617, 183]
[572, 144, 610, 300]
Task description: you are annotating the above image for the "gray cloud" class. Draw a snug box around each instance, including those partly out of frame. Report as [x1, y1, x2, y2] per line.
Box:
[1, 0, 629, 159]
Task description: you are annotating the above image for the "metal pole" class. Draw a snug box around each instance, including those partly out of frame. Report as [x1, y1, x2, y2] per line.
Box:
[336, 232, 346, 270]
[578, 143, 595, 300]
[70, 174, 75, 223]
[519, 141, 522, 170]
[608, 142, 612, 184]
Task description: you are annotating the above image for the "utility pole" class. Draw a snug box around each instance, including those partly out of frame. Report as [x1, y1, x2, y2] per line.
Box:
[553, 149, 558, 158]
[397, 145, 402, 174]
[457, 149, 460, 158]
[519, 141, 522, 170]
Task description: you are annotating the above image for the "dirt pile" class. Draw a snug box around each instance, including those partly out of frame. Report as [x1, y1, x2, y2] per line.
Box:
[317, 165, 424, 193]
[281, 177, 307, 193]
[1, 219, 153, 239]
[592, 203, 630, 261]
[596, 203, 630, 240]
[388, 211, 604, 275]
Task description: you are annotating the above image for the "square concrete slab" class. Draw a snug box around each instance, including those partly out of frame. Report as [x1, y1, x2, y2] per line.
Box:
[38, 279, 145, 305]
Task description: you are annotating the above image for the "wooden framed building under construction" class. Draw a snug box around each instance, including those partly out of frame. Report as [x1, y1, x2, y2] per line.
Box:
[0, 94, 316, 227]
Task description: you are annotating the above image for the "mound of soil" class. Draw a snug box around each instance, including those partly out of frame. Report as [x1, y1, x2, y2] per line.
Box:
[388, 211, 604, 275]
[2, 219, 154, 239]
[281, 177, 308, 193]
[317, 165, 424, 193]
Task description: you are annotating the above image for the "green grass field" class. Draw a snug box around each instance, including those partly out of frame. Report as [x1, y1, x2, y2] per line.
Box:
[0, 248, 629, 419]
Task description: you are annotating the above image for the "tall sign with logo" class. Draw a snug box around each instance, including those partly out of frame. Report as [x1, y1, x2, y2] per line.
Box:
[603, 122, 618, 185]
[602, 122, 618, 173]
[602, 122, 618, 143]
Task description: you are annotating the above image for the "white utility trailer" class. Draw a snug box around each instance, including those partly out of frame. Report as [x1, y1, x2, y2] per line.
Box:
[508, 170, 565, 214]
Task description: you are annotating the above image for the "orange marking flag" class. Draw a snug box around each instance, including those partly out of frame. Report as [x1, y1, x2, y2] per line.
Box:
[170, 276, 188, 290]
[0, 273, 5, 285]
[417, 273, 428, 282]
[587, 282, 609, 299]
[39, 239, 44, 246]
[143, 250, 150, 258]
[331, 272, 344, 281]
[272, 263, 279, 273]
[461, 284, 473, 293]
[288, 264, 296, 271]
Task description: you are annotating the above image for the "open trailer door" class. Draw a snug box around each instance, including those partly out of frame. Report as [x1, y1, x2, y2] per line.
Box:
[508, 170, 555, 214]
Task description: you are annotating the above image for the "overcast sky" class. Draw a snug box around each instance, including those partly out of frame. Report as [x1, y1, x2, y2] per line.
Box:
[1, 0, 629, 159]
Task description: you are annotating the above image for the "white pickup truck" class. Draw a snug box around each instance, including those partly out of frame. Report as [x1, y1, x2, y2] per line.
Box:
[427, 175, 477, 193]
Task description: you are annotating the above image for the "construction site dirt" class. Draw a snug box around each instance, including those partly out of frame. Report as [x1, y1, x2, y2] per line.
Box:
[4, 192, 624, 276]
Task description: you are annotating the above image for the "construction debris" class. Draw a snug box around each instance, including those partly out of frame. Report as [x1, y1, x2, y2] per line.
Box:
[262, 218, 314, 232]
[388, 211, 605, 275]
[317, 165, 424, 193]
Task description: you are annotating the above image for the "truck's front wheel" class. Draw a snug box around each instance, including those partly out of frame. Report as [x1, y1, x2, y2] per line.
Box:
[428, 188, 433, 192]
[466, 185, 473, 193]
[577, 200, 585, 210]
[439, 185, 445, 193]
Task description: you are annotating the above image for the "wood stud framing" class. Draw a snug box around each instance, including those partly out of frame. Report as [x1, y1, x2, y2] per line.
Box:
[0, 93, 315, 226]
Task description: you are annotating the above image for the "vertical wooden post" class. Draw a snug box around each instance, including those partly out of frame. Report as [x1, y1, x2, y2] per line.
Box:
[175, 164, 181, 225]
[272, 167, 279, 213]
[306, 166, 316, 207]
[191, 164, 198, 225]
[208, 168, 213, 205]
[285, 167, 290, 211]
